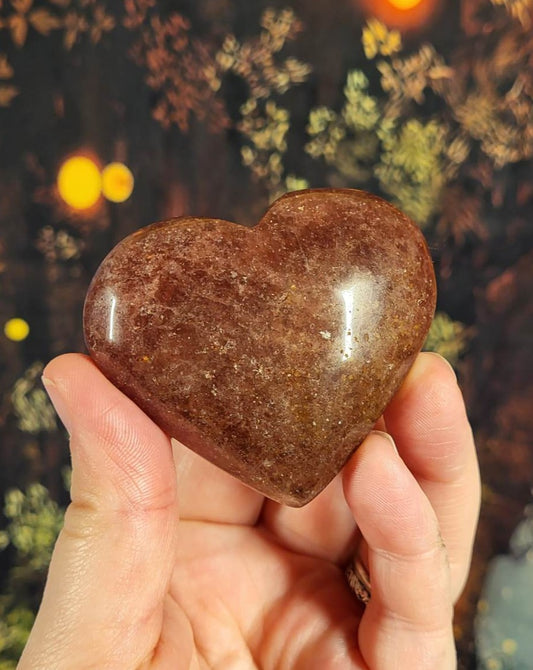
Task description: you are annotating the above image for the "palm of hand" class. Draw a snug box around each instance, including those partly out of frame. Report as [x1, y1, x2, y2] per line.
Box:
[156, 448, 364, 670]
[170, 518, 361, 669]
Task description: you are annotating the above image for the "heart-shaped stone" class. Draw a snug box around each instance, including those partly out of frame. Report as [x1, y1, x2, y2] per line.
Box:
[83, 189, 436, 506]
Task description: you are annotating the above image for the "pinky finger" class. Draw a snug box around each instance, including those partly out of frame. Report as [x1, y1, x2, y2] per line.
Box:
[343, 432, 456, 670]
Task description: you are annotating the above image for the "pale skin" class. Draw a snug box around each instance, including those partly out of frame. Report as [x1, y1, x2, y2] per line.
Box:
[19, 352, 480, 670]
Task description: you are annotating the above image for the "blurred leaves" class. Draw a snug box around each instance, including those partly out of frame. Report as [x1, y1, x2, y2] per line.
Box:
[0, 54, 18, 107]
[302, 32, 463, 226]
[306, 107, 345, 163]
[0, 484, 63, 569]
[0, 55, 13, 79]
[62, 9, 87, 49]
[445, 25, 533, 167]
[87, 4, 114, 43]
[240, 98, 290, 200]
[0, 483, 65, 666]
[10, 363, 57, 435]
[0, 605, 34, 669]
[0, 0, 61, 47]
[35, 226, 84, 263]
[305, 68, 452, 225]
[375, 118, 448, 225]
[126, 8, 310, 133]
[438, 182, 488, 243]
[0, 0, 115, 52]
[362, 18, 402, 59]
[239, 97, 309, 200]
[63, 1, 114, 49]
[343, 70, 381, 132]
[299, 0, 532, 235]
[217, 8, 311, 99]
[229, 9, 311, 199]
[129, 12, 228, 132]
[28, 7, 61, 34]
[424, 312, 472, 367]
[306, 70, 381, 183]
[491, 0, 533, 28]
[377, 44, 454, 116]
[122, 0, 155, 30]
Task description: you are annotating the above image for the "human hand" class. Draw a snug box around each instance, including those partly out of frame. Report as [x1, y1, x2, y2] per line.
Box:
[19, 352, 480, 669]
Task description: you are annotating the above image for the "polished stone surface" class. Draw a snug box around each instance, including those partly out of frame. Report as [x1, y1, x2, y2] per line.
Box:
[83, 189, 436, 506]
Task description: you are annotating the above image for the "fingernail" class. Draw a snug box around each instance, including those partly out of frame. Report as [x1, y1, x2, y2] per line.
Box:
[370, 429, 398, 455]
[42, 376, 73, 436]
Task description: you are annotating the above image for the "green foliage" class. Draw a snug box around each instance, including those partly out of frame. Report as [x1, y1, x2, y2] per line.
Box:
[239, 98, 290, 197]
[306, 70, 382, 183]
[230, 9, 312, 200]
[362, 18, 402, 59]
[217, 8, 311, 99]
[240, 14, 478, 229]
[303, 20, 467, 227]
[305, 63, 450, 225]
[0, 484, 65, 665]
[306, 106, 344, 162]
[239, 98, 308, 200]
[0, 484, 64, 571]
[423, 312, 471, 367]
[342, 71, 381, 132]
[375, 119, 448, 225]
[0, 603, 35, 668]
[377, 44, 453, 117]
[10, 363, 57, 435]
[284, 174, 310, 194]
[231, 13, 480, 230]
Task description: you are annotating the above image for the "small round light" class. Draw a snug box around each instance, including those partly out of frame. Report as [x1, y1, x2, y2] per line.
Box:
[388, 0, 423, 9]
[4, 318, 30, 342]
[57, 156, 102, 210]
[101, 163, 134, 203]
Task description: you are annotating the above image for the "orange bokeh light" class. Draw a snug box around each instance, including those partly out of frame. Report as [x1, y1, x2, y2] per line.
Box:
[359, 0, 440, 29]
[101, 162, 134, 203]
[388, 0, 423, 9]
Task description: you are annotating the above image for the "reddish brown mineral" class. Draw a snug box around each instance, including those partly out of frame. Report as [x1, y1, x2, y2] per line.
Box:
[83, 189, 436, 506]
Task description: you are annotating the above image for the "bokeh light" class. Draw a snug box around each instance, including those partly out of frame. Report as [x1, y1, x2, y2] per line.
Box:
[388, 0, 423, 9]
[101, 162, 134, 203]
[4, 318, 30, 342]
[57, 156, 102, 210]
[359, 0, 440, 29]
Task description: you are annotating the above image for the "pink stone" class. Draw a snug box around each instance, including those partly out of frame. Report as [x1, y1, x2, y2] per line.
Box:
[83, 189, 436, 506]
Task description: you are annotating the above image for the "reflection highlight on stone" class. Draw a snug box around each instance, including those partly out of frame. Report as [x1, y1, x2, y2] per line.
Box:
[341, 288, 355, 360]
[107, 293, 118, 343]
[339, 275, 383, 363]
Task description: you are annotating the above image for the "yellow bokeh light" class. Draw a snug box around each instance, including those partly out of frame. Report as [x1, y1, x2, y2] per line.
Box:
[4, 318, 30, 342]
[57, 156, 102, 210]
[388, 0, 423, 8]
[501, 638, 517, 655]
[101, 162, 134, 203]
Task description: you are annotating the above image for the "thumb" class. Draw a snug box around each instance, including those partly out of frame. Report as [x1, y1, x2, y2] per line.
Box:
[19, 354, 178, 670]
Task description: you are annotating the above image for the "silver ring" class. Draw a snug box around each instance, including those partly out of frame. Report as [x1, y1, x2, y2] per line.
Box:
[345, 555, 371, 605]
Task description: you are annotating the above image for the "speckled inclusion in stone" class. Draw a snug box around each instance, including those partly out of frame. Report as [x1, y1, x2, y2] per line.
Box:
[83, 189, 436, 506]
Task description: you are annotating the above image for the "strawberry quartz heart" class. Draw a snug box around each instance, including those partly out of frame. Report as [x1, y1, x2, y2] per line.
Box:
[83, 189, 436, 506]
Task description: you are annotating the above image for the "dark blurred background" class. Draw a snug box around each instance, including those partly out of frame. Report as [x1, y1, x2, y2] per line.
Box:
[1, 0, 532, 667]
